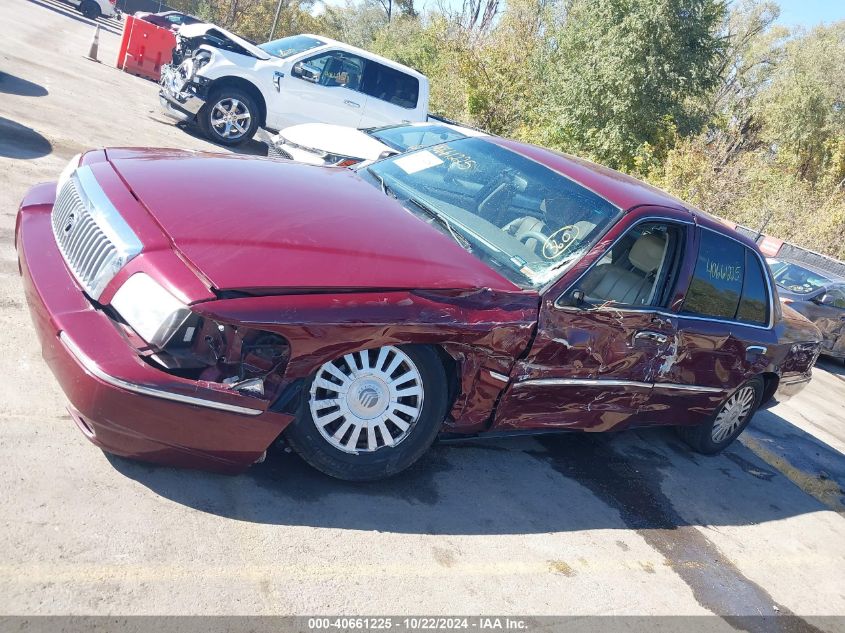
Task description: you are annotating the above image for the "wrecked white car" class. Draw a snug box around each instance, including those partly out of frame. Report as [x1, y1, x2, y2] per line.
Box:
[159, 28, 430, 145]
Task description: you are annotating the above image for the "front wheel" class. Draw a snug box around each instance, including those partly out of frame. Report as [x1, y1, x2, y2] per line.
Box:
[284, 345, 448, 481]
[80, 0, 100, 19]
[198, 88, 259, 146]
[678, 377, 764, 454]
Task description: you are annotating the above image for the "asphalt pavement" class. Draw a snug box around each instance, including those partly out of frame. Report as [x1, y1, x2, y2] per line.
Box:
[1, 0, 844, 626]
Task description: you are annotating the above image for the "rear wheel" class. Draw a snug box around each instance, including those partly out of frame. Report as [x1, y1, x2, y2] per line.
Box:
[284, 345, 448, 481]
[80, 0, 100, 19]
[198, 88, 259, 146]
[678, 377, 764, 454]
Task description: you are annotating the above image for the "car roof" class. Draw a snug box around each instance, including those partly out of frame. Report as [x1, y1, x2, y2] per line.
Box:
[300, 35, 427, 81]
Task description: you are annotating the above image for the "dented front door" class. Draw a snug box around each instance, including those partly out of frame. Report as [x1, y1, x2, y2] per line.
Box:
[493, 299, 677, 432]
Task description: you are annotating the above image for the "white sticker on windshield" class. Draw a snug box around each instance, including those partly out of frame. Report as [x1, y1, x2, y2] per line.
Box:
[394, 150, 444, 174]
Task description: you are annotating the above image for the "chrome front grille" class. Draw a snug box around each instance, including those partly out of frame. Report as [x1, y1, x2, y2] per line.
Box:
[51, 166, 142, 300]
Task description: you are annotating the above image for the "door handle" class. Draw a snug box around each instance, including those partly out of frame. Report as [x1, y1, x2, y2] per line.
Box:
[344, 100, 361, 108]
[745, 345, 767, 362]
[634, 330, 668, 344]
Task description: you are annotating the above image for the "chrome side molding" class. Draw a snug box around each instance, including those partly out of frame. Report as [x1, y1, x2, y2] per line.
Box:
[60, 332, 263, 416]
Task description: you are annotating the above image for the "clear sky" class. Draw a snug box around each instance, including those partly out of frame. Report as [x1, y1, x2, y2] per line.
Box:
[771, 0, 845, 27]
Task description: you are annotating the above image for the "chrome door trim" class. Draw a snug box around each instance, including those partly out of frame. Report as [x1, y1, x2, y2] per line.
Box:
[515, 377, 724, 393]
[515, 378, 652, 389]
[652, 383, 725, 393]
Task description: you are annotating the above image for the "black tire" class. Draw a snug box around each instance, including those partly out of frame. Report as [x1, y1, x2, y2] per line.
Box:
[284, 345, 448, 481]
[677, 376, 764, 454]
[80, 0, 100, 19]
[198, 88, 260, 146]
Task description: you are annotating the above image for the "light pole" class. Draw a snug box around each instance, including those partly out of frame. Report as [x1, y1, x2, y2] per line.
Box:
[269, 0, 285, 40]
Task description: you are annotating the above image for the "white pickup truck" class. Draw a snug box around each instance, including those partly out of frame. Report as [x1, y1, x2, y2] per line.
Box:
[160, 26, 430, 146]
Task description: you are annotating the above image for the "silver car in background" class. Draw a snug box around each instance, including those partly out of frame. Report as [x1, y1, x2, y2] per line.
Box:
[769, 257, 845, 362]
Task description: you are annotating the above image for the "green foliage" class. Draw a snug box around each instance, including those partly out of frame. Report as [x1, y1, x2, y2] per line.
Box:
[172, 0, 845, 261]
[529, 0, 728, 171]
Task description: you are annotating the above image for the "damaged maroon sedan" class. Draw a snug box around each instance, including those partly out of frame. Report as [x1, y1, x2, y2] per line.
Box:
[16, 138, 821, 480]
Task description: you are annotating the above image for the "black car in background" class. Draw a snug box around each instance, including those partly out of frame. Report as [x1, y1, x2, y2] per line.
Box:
[769, 257, 845, 362]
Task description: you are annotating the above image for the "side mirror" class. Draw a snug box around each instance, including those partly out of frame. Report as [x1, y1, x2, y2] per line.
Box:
[558, 288, 586, 308]
[292, 62, 318, 83]
[814, 294, 834, 306]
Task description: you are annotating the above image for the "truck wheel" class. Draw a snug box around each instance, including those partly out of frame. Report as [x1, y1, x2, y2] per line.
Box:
[284, 345, 448, 481]
[80, 0, 100, 19]
[677, 377, 764, 454]
[198, 88, 259, 146]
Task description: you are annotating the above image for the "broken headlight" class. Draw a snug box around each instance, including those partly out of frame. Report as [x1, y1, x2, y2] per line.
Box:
[111, 273, 192, 348]
[110, 273, 290, 400]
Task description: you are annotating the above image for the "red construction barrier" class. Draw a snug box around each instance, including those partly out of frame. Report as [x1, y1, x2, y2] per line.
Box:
[116, 16, 176, 82]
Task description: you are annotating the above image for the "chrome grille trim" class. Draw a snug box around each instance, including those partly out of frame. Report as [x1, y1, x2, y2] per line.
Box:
[51, 166, 142, 300]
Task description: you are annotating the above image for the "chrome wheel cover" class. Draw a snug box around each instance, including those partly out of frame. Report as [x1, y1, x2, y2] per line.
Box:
[309, 346, 424, 454]
[210, 98, 251, 139]
[711, 385, 755, 443]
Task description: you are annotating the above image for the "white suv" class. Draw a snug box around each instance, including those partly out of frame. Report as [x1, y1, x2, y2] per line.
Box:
[160, 28, 430, 146]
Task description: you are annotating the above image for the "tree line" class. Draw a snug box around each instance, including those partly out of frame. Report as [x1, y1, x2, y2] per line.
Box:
[171, 0, 845, 261]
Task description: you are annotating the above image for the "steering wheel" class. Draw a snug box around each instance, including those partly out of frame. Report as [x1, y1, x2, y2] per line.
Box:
[541, 225, 580, 260]
[518, 230, 550, 247]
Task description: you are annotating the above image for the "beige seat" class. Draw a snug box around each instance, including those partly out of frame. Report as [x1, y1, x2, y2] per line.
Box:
[582, 233, 667, 306]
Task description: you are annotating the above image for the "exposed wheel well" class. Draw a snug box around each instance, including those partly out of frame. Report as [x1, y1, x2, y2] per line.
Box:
[432, 345, 461, 415]
[760, 371, 779, 405]
[208, 77, 267, 128]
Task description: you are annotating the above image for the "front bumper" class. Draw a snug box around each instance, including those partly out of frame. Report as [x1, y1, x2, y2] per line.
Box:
[16, 184, 293, 473]
[158, 65, 206, 123]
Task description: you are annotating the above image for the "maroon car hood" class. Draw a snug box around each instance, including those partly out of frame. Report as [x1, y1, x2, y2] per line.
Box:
[106, 149, 519, 294]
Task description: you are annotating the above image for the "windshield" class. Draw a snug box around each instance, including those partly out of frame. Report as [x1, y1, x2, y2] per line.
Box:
[260, 35, 324, 59]
[367, 125, 469, 152]
[363, 138, 621, 288]
[769, 259, 831, 294]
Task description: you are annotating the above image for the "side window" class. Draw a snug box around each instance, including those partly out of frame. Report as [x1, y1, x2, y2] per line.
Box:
[736, 249, 769, 325]
[299, 52, 365, 91]
[683, 230, 744, 320]
[362, 62, 420, 109]
[566, 222, 681, 308]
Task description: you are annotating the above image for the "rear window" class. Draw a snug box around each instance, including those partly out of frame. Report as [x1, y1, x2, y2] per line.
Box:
[683, 230, 744, 320]
[736, 249, 769, 325]
[260, 35, 324, 59]
[362, 63, 419, 109]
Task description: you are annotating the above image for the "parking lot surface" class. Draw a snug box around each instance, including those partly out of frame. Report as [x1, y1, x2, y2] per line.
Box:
[2, 0, 845, 626]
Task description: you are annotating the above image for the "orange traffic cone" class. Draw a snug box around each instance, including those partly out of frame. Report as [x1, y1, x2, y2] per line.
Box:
[86, 24, 100, 62]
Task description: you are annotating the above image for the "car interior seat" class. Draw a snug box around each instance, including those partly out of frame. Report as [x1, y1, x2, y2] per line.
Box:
[581, 232, 667, 305]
